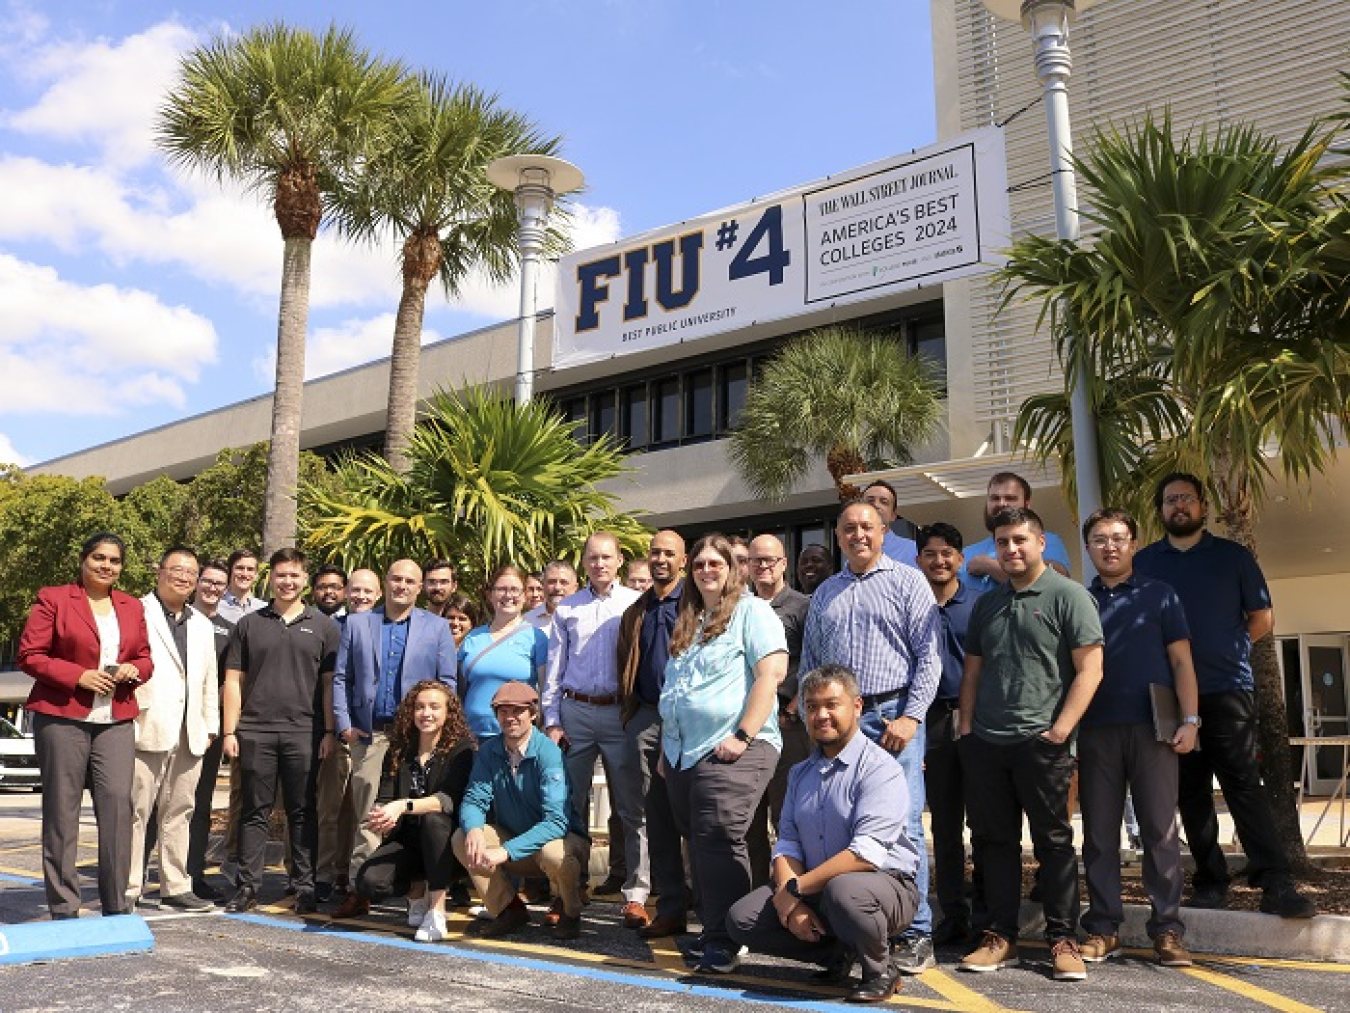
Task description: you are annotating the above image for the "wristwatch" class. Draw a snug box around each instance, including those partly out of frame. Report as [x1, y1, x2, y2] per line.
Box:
[783, 878, 802, 899]
[1183, 715, 1202, 728]
[734, 728, 753, 744]
[405, 799, 415, 813]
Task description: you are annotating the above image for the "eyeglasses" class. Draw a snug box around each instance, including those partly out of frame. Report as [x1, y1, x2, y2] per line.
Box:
[491, 587, 524, 597]
[1163, 493, 1199, 506]
[691, 559, 726, 571]
[197, 579, 227, 590]
[1088, 535, 1132, 549]
[749, 556, 784, 568]
[163, 566, 200, 578]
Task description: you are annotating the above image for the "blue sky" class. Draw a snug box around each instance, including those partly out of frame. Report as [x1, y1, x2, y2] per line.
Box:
[0, 1, 935, 467]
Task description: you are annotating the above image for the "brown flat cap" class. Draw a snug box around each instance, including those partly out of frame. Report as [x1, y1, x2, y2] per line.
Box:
[491, 681, 539, 709]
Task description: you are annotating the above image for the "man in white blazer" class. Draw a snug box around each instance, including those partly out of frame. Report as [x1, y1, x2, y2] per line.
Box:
[128, 547, 220, 911]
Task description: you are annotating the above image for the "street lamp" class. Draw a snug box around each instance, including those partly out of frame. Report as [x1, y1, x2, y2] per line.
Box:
[486, 154, 585, 405]
[982, 0, 1103, 548]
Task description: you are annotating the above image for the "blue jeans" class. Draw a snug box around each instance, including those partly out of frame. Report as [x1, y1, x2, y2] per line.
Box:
[859, 696, 930, 937]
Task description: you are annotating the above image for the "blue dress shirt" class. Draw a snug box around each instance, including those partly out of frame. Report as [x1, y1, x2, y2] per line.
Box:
[375, 614, 409, 723]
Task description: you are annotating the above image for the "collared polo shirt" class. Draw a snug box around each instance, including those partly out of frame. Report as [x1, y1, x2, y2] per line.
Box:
[774, 728, 919, 879]
[1084, 572, 1190, 726]
[965, 566, 1103, 745]
[767, 584, 810, 701]
[799, 553, 941, 718]
[217, 591, 265, 625]
[636, 580, 682, 707]
[933, 580, 982, 702]
[1134, 531, 1271, 694]
[881, 530, 920, 568]
[226, 603, 341, 734]
[958, 530, 1073, 594]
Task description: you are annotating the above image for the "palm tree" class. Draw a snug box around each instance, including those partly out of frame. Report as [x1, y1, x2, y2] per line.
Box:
[1003, 111, 1350, 870]
[727, 325, 944, 502]
[330, 74, 565, 472]
[157, 23, 410, 553]
[297, 385, 650, 596]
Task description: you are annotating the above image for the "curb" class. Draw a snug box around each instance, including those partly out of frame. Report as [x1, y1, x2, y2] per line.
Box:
[0, 913, 155, 965]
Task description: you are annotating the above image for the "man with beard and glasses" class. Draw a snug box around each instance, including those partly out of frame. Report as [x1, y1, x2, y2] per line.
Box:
[421, 560, 457, 618]
[958, 473, 1071, 594]
[311, 566, 348, 618]
[1134, 473, 1315, 919]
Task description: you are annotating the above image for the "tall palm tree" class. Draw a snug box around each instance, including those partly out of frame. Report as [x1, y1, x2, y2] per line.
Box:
[157, 23, 410, 553]
[297, 385, 649, 595]
[331, 74, 565, 472]
[1003, 111, 1350, 869]
[727, 325, 944, 502]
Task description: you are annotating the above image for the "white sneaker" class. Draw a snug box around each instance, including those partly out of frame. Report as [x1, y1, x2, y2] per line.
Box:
[414, 908, 447, 943]
[406, 896, 430, 928]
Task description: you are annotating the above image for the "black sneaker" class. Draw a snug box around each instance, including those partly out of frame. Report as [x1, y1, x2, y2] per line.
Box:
[1260, 879, 1316, 919]
[224, 887, 258, 914]
[1186, 884, 1229, 910]
[680, 932, 707, 965]
[695, 944, 742, 974]
[161, 892, 213, 912]
[294, 892, 318, 915]
[313, 881, 334, 904]
[192, 879, 225, 903]
[891, 934, 936, 974]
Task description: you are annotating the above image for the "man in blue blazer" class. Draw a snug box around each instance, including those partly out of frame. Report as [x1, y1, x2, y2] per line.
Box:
[330, 559, 457, 913]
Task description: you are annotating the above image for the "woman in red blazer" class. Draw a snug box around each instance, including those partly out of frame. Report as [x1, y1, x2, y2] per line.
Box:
[18, 531, 153, 919]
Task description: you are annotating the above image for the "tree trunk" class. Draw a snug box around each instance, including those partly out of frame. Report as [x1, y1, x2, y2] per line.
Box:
[825, 443, 866, 501]
[262, 234, 313, 555]
[1213, 466, 1311, 874]
[384, 229, 440, 472]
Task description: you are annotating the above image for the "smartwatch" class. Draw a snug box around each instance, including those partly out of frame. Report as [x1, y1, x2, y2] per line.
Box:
[784, 878, 802, 899]
[405, 799, 415, 813]
[734, 727, 753, 744]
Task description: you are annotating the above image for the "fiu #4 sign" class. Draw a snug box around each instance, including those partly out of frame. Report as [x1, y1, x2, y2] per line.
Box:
[552, 127, 1010, 368]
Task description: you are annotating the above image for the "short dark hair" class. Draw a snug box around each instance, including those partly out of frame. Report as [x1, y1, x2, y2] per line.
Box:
[313, 563, 348, 584]
[542, 559, 577, 579]
[1082, 507, 1138, 544]
[158, 545, 200, 568]
[916, 522, 964, 553]
[1153, 472, 1205, 512]
[990, 507, 1043, 535]
[863, 479, 898, 504]
[799, 664, 861, 700]
[200, 558, 229, 579]
[226, 548, 259, 571]
[269, 547, 307, 569]
[78, 532, 126, 571]
[988, 471, 1032, 500]
[423, 558, 455, 578]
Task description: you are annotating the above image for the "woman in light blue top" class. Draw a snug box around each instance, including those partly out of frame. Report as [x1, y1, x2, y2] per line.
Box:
[660, 533, 786, 973]
[458, 565, 548, 740]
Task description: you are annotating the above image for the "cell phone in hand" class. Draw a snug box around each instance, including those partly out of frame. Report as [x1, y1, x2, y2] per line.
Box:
[103, 664, 120, 676]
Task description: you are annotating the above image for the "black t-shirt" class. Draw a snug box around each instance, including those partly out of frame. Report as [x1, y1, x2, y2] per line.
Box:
[226, 604, 340, 734]
[207, 613, 235, 683]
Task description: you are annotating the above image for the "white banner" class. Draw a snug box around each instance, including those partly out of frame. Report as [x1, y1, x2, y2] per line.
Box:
[552, 127, 1009, 369]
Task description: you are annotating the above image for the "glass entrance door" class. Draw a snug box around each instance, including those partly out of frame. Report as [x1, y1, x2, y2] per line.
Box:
[1300, 635, 1350, 795]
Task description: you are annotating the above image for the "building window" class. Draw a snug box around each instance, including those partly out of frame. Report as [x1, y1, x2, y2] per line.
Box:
[653, 377, 680, 446]
[719, 361, 748, 432]
[622, 384, 648, 449]
[685, 368, 713, 441]
[913, 317, 947, 392]
[591, 390, 617, 444]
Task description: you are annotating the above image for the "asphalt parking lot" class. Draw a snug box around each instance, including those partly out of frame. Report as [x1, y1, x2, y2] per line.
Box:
[0, 791, 1345, 1013]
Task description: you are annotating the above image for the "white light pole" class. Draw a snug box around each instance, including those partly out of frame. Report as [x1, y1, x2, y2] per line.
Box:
[983, 0, 1103, 539]
[486, 155, 585, 405]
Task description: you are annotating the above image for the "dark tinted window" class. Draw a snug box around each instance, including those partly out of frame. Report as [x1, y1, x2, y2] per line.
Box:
[592, 390, 617, 443]
[653, 378, 680, 445]
[622, 384, 648, 449]
[720, 362, 748, 431]
[685, 369, 713, 439]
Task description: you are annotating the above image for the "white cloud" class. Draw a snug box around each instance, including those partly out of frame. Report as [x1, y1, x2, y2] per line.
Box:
[250, 312, 447, 385]
[4, 22, 200, 169]
[0, 432, 32, 466]
[0, 254, 217, 413]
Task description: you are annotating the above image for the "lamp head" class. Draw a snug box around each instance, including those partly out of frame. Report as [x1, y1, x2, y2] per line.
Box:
[486, 154, 585, 196]
[982, 0, 1095, 26]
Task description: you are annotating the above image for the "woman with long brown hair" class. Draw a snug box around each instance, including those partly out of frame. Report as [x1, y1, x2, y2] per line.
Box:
[19, 531, 154, 919]
[351, 680, 476, 942]
[660, 533, 787, 974]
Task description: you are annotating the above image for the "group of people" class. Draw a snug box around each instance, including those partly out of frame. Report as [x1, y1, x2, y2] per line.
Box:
[15, 467, 1316, 1002]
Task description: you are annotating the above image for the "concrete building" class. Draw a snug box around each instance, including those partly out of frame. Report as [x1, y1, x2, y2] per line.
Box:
[30, 0, 1350, 789]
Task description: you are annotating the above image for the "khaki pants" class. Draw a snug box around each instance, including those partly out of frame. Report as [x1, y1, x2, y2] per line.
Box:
[346, 731, 390, 872]
[315, 740, 356, 885]
[129, 725, 203, 900]
[452, 825, 586, 917]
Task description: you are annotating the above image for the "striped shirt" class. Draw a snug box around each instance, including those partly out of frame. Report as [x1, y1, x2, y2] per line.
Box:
[799, 553, 942, 720]
[541, 583, 642, 727]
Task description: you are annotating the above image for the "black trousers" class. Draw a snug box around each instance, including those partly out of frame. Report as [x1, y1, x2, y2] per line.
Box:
[629, 705, 690, 921]
[186, 732, 224, 882]
[748, 712, 812, 889]
[356, 811, 456, 900]
[1179, 690, 1289, 890]
[237, 729, 319, 894]
[960, 733, 1078, 942]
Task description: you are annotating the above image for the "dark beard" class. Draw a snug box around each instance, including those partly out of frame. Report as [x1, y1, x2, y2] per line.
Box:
[1162, 514, 1206, 538]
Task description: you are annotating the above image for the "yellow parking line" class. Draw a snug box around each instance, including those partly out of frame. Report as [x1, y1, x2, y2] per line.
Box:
[1200, 953, 1350, 974]
[921, 968, 1030, 1013]
[1182, 965, 1325, 1013]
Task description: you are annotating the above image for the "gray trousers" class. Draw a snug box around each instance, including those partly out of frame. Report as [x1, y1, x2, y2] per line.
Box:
[33, 713, 135, 917]
[727, 872, 919, 981]
[560, 697, 645, 902]
[1078, 722, 1185, 939]
[666, 737, 777, 947]
[627, 704, 688, 920]
[346, 729, 390, 872]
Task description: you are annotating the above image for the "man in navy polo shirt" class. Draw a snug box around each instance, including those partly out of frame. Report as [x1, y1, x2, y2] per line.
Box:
[914, 522, 982, 947]
[1135, 473, 1315, 918]
[1079, 507, 1199, 968]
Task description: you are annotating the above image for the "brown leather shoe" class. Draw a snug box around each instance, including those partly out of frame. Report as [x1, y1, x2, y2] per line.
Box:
[622, 901, 651, 929]
[330, 893, 370, 919]
[543, 897, 565, 928]
[637, 913, 687, 939]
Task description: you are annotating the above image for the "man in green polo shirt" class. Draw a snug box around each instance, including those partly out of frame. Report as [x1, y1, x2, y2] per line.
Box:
[956, 508, 1103, 982]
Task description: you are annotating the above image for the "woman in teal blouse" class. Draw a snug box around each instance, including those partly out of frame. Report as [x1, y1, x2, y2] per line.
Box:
[458, 565, 548, 740]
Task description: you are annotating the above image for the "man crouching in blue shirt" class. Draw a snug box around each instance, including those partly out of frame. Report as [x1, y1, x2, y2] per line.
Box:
[453, 681, 589, 939]
[727, 664, 920, 1004]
